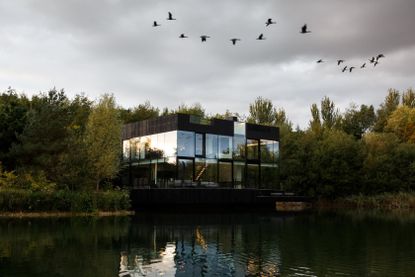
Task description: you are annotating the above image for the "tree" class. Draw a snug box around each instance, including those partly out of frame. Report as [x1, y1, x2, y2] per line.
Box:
[119, 101, 159, 123]
[385, 106, 415, 143]
[247, 97, 275, 125]
[85, 94, 122, 191]
[0, 88, 29, 170]
[175, 103, 205, 117]
[373, 89, 400, 132]
[341, 104, 376, 139]
[309, 103, 321, 134]
[320, 96, 340, 130]
[11, 89, 72, 182]
[402, 88, 415, 108]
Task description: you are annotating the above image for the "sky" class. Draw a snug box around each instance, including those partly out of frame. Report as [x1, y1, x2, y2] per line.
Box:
[0, 0, 414, 128]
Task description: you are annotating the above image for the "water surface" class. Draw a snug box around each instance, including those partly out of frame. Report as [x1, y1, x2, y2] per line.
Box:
[1, 211, 415, 276]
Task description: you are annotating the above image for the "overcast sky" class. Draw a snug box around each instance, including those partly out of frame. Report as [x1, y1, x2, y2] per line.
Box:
[0, 0, 414, 128]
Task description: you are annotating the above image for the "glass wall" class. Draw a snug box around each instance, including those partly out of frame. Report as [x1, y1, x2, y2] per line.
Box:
[218, 136, 232, 159]
[195, 133, 204, 156]
[206, 134, 218, 159]
[178, 159, 193, 186]
[219, 162, 232, 187]
[233, 135, 245, 160]
[123, 128, 278, 189]
[247, 139, 259, 160]
[246, 164, 259, 188]
[233, 162, 245, 188]
[177, 131, 195, 157]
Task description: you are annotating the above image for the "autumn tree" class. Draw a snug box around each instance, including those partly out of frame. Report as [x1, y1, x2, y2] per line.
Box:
[85, 94, 122, 191]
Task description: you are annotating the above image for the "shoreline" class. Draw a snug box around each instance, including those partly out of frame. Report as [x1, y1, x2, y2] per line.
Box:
[0, 210, 135, 218]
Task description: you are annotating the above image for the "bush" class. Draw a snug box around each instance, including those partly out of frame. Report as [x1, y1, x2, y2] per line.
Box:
[0, 189, 131, 212]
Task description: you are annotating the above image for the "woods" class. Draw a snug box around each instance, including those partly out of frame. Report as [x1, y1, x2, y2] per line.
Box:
[0, 87, 414, 211]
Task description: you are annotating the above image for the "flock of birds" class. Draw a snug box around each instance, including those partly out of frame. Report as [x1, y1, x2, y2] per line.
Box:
[153, 12, 385, 72]
[316, 53, 385, 73]
[152, 12, 311, 44]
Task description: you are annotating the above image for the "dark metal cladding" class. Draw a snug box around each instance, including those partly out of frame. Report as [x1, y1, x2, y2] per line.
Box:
[246, 123, 279, 140]
[122, 113, 279, 141]
[122, 114, 178, 140]
[177, 114, 234, 136]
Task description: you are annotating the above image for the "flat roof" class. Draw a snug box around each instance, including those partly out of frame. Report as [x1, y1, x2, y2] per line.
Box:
[122, 113, 279, 141]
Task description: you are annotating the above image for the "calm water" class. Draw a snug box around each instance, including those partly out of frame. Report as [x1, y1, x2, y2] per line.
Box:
[1, 211, 415, 277]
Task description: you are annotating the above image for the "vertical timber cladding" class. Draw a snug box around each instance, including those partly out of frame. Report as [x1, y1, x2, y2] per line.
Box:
[122, 114, 179, 140]
[245, 123, 279, 141]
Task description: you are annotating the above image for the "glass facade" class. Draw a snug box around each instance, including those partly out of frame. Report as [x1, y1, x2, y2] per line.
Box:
[122, 125, 278, 189]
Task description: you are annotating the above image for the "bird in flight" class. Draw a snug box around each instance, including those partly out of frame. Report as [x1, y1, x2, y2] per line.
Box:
[317, 59, 324, 63]
[153, 21, 161, 27]
[300, 24, 311, 33]
[179, 34, 188, 38]
[361, 63, 366, 68]
[342, 66, 348, 72]
[349, 67, 355, 72]
[167, 12, 176, 20]
[337, 60, 345, 66]
[266, 18, 276, 27]
[256, 34, 266, 40]
[374, 61, 379, 67]
[200, 35, 210, 42]
[376, 54, 385, 60]
[230, 38, 241, 45]
[369, 57, 376, 63]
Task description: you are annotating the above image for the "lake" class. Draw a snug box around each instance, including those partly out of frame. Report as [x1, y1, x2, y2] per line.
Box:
[1, 211, 415, 276]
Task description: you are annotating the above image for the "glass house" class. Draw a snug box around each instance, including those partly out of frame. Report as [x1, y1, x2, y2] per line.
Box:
[121, 114, 279, 189]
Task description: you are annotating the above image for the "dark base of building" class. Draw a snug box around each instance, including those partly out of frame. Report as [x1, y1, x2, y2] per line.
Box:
[130, 188, 311, 211]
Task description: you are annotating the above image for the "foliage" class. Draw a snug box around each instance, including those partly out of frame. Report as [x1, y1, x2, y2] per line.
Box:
[0, 189, 130, 212]
[341, 104, 375, 139]
[85, 94, 123, 191]
[385, 105, 415, 143]
[175, 102, 205, 117]
[119, 100, 160, 123]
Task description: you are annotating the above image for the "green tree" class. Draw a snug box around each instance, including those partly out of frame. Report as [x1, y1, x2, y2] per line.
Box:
[247, 97, 275, 125]
[85, 94, 122, 191]
[341, 104, 376, 139]
[175, 103, 205, 117]
[373, 89, 400, 132]
[0, 88, 29, 170]
[320, 96, 340, 130]
[309, 103, 321, 134]
[119, 101, 159, 123]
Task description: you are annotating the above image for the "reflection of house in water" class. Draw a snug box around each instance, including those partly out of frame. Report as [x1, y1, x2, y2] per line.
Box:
[120, 214, 283, 276]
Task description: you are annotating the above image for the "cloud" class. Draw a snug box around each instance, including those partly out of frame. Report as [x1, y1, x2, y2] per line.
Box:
[0, 0, 414, 128]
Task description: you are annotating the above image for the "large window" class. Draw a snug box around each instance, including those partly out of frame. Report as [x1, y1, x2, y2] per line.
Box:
[218, 135, 232, 159]
[233, 162, 245, 188]
[195, 133, 204, 156]
[246, 164, 259, 188]
[219, 161, 232, 187]
[233, 135, 245, 160]
[247, 139, 259, 160]
[177, 131, 195, 157]
[206, 134, 218, 159]
[178, 159, 193, 184]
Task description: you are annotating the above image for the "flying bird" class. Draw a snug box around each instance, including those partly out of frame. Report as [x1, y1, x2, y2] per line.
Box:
[153, 21, 161, 27]
[376, 54, 385, 60]
[374, 61, 379, 67]
[369, 57, 376, 63]
[361, 63, 366, 68]
[179, 33, 188, 38]
[256, 33, 266, 40]
[349, 67, 355, 72]
[300, 24, 311, 34]
[317, 59, 324, 63]
[266, 18, 276, 26]
[342, 66, 348, 72]
[200, 35, 210, 42]
[230, 38, 241, 45]
[167, 12, 176, 20]
[337, 60, 345, 65]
